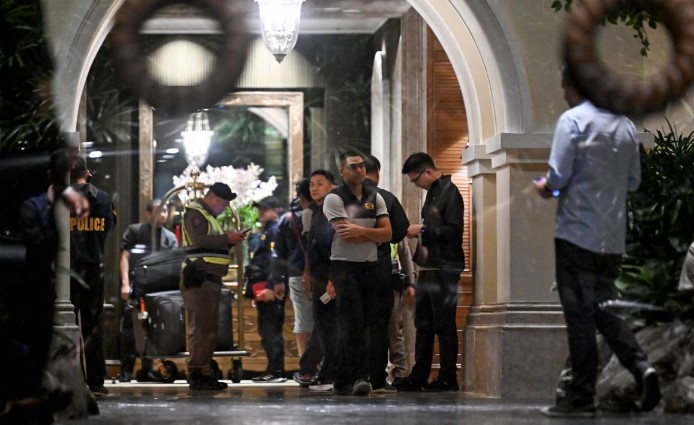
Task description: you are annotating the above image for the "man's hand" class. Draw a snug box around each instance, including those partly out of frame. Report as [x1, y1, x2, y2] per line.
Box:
[326, 280, 336, 299]
[257, 288, 275, 302]
[407, 224, 423, 238]
[120, 283, 131, 301]
[274, 283, 286, 300]
[534, 177, 554, 199]
[334, 221, 363, 240]
[225, 230, 247, 245]
[403, 286, 415, 307]
[62, 186, 89, 218]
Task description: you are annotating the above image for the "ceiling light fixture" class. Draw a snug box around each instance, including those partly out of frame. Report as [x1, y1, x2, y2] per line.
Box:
[181, 111, 213, 169]
[254, 0, 305, 63]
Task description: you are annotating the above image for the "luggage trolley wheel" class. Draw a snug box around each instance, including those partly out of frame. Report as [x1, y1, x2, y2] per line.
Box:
[229, 359, 243, 383]
[158, 360, 178, 384]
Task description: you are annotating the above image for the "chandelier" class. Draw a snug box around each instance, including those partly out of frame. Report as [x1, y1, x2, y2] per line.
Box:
[181, 111, 213, 169]
[254, 0, 305, 63]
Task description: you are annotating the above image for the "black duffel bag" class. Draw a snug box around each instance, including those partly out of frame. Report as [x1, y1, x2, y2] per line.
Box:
[133, 248, 185, 297]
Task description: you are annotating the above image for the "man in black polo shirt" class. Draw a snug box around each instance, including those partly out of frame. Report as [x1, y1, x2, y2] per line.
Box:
[323, 152, 392, 396]
[397, 152, 464, 392]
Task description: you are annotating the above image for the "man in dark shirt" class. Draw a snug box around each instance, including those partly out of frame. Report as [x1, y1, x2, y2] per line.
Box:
[397, 152, 464, 392]
[363, 155, 410, 393]
[118, 199, 177, 382]
[68, 155, 116, 397]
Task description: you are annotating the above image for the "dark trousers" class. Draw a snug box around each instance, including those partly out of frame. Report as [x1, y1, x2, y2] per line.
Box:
[410, 269, 459, 384]
[71, 263, 106, 388]
[369, 257, 395, 388]
[256, 298, 286, 375]
[330, 260, 381, 389]
[181, 278, 221, 378]
[555, 238, 648, 405]
[120, 302, 136, 373]
[299, 273, 338, 381]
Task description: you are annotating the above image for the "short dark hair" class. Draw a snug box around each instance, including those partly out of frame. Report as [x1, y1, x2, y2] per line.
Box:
[561, 65, 576, 88]
[402, 152, 436, 174]
[68, 155, 89, 182]
[364, 154, 380, 175]
[310, 169, 335, 184]
[338, 151, 363, 167]
[296, 178, 311, 201]
[145, 199, 162, 213]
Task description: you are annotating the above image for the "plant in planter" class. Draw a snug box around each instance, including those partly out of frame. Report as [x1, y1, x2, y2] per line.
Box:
[618, 121, 694, 316]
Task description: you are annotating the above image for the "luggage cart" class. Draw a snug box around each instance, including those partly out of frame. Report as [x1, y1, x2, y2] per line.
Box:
[134, 287, 250, 383]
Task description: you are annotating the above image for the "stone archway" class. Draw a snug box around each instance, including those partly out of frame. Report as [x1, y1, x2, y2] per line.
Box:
[45, 0, 567, 399]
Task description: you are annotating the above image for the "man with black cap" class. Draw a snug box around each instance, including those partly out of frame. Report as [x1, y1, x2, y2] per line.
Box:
[181, 182, 246, 391]
[247, 196, 287, 383]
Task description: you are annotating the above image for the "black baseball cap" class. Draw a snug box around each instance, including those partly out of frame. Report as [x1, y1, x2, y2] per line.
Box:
[208, 182, 237, 202]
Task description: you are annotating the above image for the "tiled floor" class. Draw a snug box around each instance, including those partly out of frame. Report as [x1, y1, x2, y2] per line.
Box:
[57, 380, 693, 425]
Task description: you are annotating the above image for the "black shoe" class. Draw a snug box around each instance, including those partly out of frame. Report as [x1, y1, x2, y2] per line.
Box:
[422, 377, 459, 392]
[136, 369, 160, 383]
[391, 377, 408, 388]
[638, 367, 661, 412]
[89, 385, 109, 397]
[541, 401, 596, 418]
[352, 379, 372, 396]
[394, 377, 425, 392]
[119, 370, 132, 383]
[189, 377, 228, 391]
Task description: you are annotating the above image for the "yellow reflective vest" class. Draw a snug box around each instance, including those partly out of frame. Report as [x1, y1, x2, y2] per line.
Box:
[181, 201, 231, 273]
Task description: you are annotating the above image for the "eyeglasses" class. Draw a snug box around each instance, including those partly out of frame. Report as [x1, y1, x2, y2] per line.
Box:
[410, 169, 426, 183]
[346, 162, 366, 171]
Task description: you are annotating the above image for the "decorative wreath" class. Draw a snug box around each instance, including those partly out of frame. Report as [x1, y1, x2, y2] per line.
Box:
[110, 0, 251, 113]
[563, 0, 694, 115]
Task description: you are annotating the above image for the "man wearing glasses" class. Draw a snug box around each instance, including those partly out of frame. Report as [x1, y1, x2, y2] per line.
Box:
[396, 152, 465, 392]
[323, 152, 392, 396]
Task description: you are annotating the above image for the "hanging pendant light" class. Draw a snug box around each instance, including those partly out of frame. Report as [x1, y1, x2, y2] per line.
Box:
[255, 0, 305, 63]
[181, 111, 213, 169]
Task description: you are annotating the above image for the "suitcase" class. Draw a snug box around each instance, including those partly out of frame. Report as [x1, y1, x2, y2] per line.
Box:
[143, 289, 234, 355]
[133, 248, 185, 296]
[143, 290, 186, 356]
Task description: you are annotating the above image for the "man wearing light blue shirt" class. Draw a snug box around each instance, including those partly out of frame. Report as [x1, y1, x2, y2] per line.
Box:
[535, 68, 660, 418]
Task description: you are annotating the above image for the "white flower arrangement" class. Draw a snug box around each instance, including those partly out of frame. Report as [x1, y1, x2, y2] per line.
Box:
[172, 164, 278, 209]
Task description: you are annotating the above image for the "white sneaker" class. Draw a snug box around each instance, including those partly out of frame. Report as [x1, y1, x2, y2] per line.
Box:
[308, 381, 334, 392]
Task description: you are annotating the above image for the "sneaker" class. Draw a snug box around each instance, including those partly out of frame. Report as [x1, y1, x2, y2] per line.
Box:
[352, 379, 372, 396]
[189, 378, 228, 391]
[638, 367, 661, 412]
[422, 377, 459, 392]
[308, 380, 334, 392]
[252, 374, 288, 383]
[89, 385, 109, 397]
[541, 401, 596, 418]
[372, 383, 397, 394]
[293, 371, 316, 387]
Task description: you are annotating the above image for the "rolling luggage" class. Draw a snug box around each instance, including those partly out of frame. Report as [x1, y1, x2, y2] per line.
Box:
[143, 290, 186, 356]
[142, 288, 234, 355]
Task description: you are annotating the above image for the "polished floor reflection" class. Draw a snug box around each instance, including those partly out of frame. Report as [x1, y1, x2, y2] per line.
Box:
[59, 380, 693, 425]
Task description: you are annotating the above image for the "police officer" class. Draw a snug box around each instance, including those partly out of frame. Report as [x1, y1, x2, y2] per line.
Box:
[180, 182, 245, 391]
